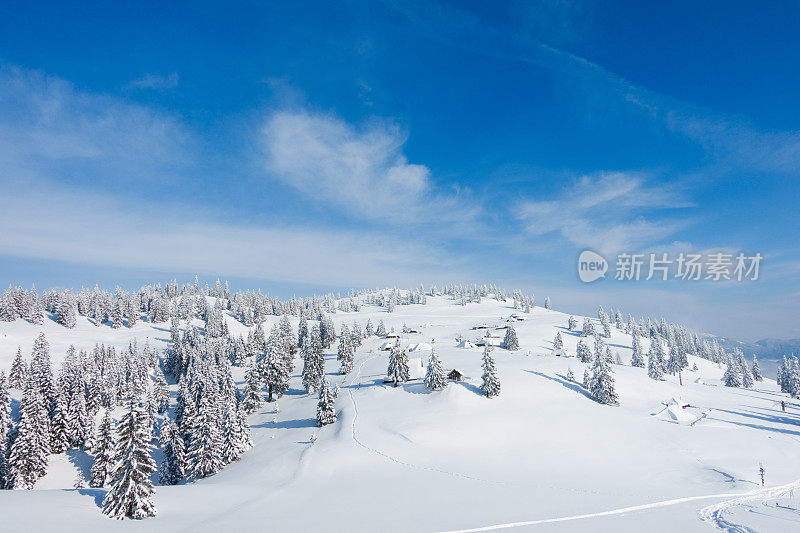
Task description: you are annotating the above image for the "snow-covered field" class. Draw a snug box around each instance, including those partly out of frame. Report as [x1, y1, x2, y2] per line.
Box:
[1, 294, 798, 532]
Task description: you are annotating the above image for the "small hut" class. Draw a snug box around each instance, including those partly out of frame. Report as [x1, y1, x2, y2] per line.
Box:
[448, 369, 463, 381]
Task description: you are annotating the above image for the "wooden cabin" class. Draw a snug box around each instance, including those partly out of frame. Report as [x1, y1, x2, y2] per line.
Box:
[448, 369, 463, 381]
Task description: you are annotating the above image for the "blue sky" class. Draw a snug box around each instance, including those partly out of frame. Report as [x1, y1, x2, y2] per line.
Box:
[1, 0, 799, 340]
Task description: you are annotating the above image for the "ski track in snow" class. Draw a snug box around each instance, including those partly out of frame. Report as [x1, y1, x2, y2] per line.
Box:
[346, 353, 505, 485]
[438, 479, 800, 533]
[698, 478, 800, 532]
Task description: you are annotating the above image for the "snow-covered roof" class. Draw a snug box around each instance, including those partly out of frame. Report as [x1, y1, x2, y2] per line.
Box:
[457, 340, 476, 348]
[379, 341, 396, 350]
[407, 342, 433, 352]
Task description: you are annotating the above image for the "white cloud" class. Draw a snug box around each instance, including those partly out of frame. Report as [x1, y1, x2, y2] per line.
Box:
[127, 72, 180, 90]
[261, 110, 478, 226]
[0, 65, 194, 186]
[0, 186, 463, 288]
[516, 172, 693, 254]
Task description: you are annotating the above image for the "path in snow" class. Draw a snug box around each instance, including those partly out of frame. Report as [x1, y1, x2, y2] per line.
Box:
[699, 478, 800, 532]
[438, 479, 800, 533]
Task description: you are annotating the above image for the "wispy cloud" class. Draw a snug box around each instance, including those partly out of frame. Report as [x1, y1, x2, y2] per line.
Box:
[261, 110, 481, 227]
[516, 172, 694, 254]
[0, 65, 194, 186]
[126, 72, 180, 90]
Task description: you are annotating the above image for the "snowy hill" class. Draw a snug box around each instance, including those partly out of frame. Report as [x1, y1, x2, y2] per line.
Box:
[0, 287, 798, 532]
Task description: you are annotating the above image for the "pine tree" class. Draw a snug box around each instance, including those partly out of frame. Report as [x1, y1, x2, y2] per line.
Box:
[376, 320, 387, 337]
[565, 367, 575, 382]
[9, 380, 50, 489]
[553, 331, 563, 351]
[337, 324, 354, 374]
[387, 342, 410, 387]
[582, 318, 595, 337]
[647, 346, 665, 381]
[576, 339, 592, 363]
[480, 348, 501, 398]
[90, 411, 115, 488]
[0, 373, 10, 489]
[158, 420, 185, 485]
[723, 356, 741, 387]
[240, 363, 264, 414]
[630, 333, 645, 368]
[316, 378, 337, 427]
[302, 326, 324, 393]
[588, 350, 619, 405]
[9, 347, 27, 388]
[504, 325, 520, 350]
[67, 387, 91, 448]
[102, 397, 157, 519]
[568, 316, 578, 330]
[424, 350, 448, 391]
[261, 325, 291, 402]
[186, 395, 222, 479]
[752, 355, 763, 381]
[49, 392, 70, 454]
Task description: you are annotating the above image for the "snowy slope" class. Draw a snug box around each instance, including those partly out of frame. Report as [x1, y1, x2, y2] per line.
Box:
[0, 294, 798, 532]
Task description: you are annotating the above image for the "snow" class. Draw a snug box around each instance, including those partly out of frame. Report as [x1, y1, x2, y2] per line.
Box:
[0, 293, 798, 532]
[407, 342, 433, 352]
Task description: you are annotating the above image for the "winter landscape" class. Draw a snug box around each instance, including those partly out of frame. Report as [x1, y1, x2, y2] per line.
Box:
[0, 282, 798, 532]
[2, 1, 800, 532]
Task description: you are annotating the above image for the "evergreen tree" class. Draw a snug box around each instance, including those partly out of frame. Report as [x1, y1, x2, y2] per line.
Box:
[588, 350, 619, 405]
[67, 387, 91, 448]
[49, 392, 70, 454]
[337, 324, 355, 374]
[582, 318, 595, 337]
[752, 355, 763, 381]
[565, 367, 575, 382]
[261, 326, 291, 402]
[316, 378, 337, 427]
[738, 351, 754, 388]
[9, 380, 49, 489]
[576, 339, 592, 363]
[0, 373, 10, 489]
[240, 363, 264, 414]
[424, 350, 448, 391]
[375, 320, 387, 337]
[647, 346, 665, 381]
[90, 411, 115, 488]
[301, 326, 324, 393]
[386, 342, 410, 387]
[504, 325, 520, 350]
[552, 331, 563, 351]
[186, 396, 222, 479]
[9, 347, 27, 388]
[723, 356, 741, 387]
[158, 420, 185, 486]
[102, 397, 157, 519]
[630, 334, 645, 368]
[480, 348, 501, 398]
[568, 316, 578, 330]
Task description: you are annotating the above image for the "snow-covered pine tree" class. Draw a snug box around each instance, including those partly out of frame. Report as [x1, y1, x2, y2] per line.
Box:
[49, 392, 70, 454]
[102, 396, 157, 519]
[158, 419, 185, 485]
[0, 373, 10, 489]
[67, 387, 91, 448]
[588, 350, 619, 406]
[737, 351, 754, 388]
[316, 378, 337, 427]
[553, 331, 563, 351]
[504, 325, 520, 350]
[576, 339, 592, 363]
[261, 326, 291, 402]
[647, 345, 665, 381]
[89, 411, 115, 488]
[186, 395, 222, 479]
[386, 342, 410, 388]
[630, 333, 645, 368]
[565, 367, 575, 382]
[582, 318, 595, 337]
[480, 347, 501, 398]
[9, 347, 27, 388]
[568, 316, 578, 330]
[337, 324, 354, 374]
[301, 326, 324, 393]
[723, 356, 741, 387]
[752, 355, 763, 381]
[544, 297, 551, 310]
[424, 350, 448, 391]
[240, 363, 264, 414]
[376, 320, 387, 337]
